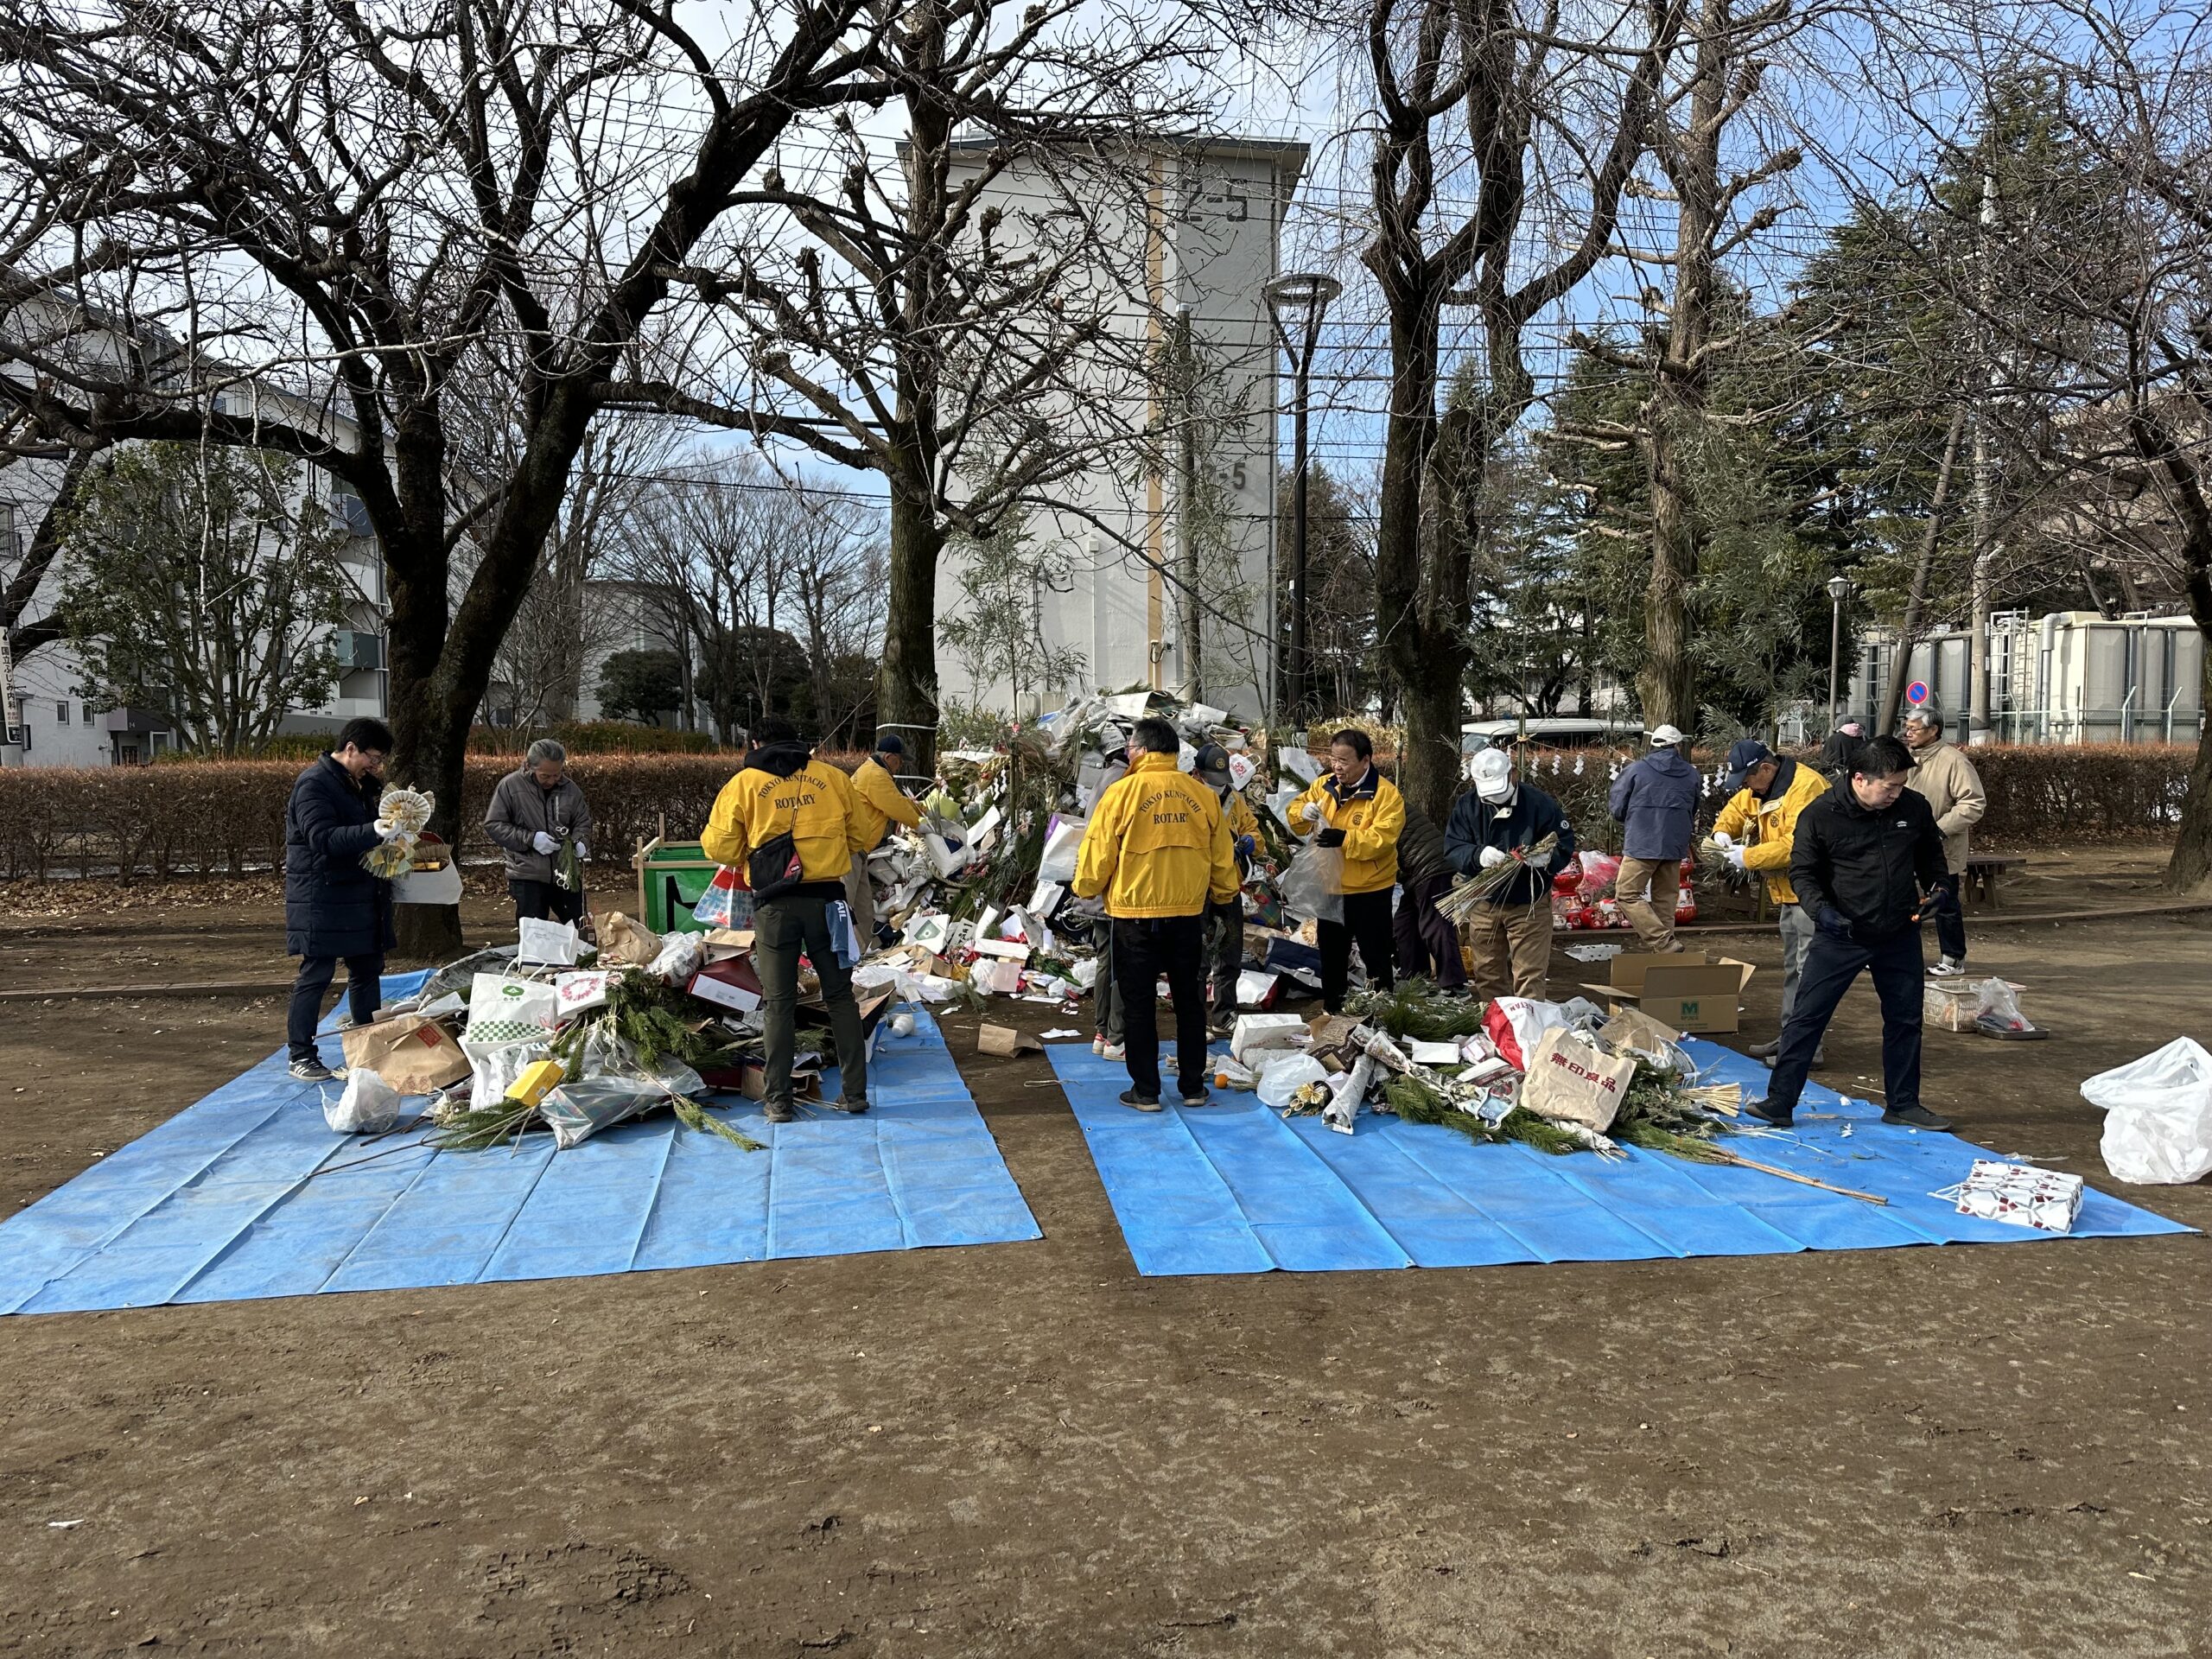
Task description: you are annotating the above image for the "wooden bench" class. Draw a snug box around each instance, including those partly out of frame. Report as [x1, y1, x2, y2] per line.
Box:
[1961, 854, 2026, 909]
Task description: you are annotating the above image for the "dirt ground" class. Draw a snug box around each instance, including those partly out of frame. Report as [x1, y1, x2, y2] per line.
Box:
[2, 858, 2209, 1658]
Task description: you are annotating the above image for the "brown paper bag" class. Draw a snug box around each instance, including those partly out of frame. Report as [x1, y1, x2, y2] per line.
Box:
[1520, 1027, 1637, 1133]
[596, 911, 662, 967]
[976, 1024, 1041, 1057]
[341, 1014, 471, 1095]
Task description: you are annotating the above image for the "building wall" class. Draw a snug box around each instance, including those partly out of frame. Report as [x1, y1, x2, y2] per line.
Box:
[934, 140, 1298, 723]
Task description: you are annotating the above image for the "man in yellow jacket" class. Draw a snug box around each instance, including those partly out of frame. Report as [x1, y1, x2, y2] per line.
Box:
[1287, 728, 1405, 1013]
[846, 733, 924, 949]
[1712, 738, 1833, 1065]
[701, 716, 873, 1123]
[1074, 716, 1240, 1111]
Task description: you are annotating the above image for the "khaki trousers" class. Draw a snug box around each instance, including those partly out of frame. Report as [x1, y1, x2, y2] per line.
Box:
[1466, 898, 1554, 1001]
[1614, 855, 1682, 953]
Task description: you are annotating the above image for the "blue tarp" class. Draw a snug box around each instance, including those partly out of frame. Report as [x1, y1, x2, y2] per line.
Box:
[0, 975, 1039, 1314]
[1049, 1038, 2190, 1276]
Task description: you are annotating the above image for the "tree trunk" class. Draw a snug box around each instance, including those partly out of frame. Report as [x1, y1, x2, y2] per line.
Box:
[1372, 300, 1452, 824]
[1878, 404, 1969, 733]
[1638, 429, 1700, 731]
[878, 483, 944, 776]
[2164, 543, 2212, 892]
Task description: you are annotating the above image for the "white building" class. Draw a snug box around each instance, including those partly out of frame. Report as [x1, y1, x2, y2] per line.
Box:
[934, 136, 1306, 723]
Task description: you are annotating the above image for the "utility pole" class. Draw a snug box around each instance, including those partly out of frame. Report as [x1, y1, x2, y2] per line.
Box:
[1174, 304, 1201, 703]
[1264, 273, 1341, 729]
[1967, 145, 1999, 747]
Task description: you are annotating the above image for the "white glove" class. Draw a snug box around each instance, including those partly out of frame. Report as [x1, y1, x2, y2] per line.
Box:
[1711, 830, 1733, 849]
[1300, 800, 1323, 824]
[1725, 847, 1747, 872]
[377, 821, 404, 843]
[531, 831, 560, 855]
[573, 842, 588, 863]
[1478, 846, 1509, 870]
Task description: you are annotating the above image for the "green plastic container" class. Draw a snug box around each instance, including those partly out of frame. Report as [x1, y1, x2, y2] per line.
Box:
[634, 838, 725, 936]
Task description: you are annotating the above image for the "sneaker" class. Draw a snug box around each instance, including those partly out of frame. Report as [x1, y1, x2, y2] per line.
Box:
[1117, 1089, 1162, 1113]
[1742, 1096, 1796, 1128]
[1102, 1043, 1125, 1062]
[1929, 957, 1966, 978]
[1746, 1039, 1781, 1060]
[1758, 1046, 1823, 1069]
[1179, 1089, 1211, 1109]
[1092, 1035, 1108, 1057]
[764, 1101, 795, 1124]
[830, 1096, 869, 1116]
[1882, 1103, 1954, 1131]
[289, 1057, 334, 1084]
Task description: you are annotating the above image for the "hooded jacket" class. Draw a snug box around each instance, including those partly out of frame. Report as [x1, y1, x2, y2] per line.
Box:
[1710, 756, 1828, 906]
[1444, 780, 1576, 906]
[1395, 804, 1457, 886]
[701, 741, 869, 894]
[1903, 740, 1986, 874]
[1074, 752, 1240, 919]
[850, 754, 923, 849]
[1607, 747, 1700, 861]
[1789, 778, 1949, 940]
[283, 754, 396, 959]
[1287, 766, 1406, 894]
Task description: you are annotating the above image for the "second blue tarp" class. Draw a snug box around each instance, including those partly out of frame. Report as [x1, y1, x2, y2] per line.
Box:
[1048, 1039, 2190, 1276]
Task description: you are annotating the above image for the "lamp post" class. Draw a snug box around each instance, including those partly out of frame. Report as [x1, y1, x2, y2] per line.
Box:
[1264, 271, 1341, 727]
[1826, 575, 1856, 730]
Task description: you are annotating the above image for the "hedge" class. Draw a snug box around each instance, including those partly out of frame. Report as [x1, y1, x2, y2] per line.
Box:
[155, 721, 734, 764]
[0, 741, 2191, 880]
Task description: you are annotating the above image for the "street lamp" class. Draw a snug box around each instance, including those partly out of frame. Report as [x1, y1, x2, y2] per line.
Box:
[1264, 271, 1341, 727]
[1826, 575, 1856, 730]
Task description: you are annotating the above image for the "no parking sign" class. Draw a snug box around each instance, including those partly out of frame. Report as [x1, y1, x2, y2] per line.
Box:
[1905, 680, 1930, 706]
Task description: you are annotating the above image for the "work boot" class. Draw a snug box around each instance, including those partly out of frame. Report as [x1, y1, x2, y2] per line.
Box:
[1117, 1089, 1162, 1113]
[1746, 1039, 1781, 1060]
[1882, 1103, 1954, 1131]
[1742, 1096, 1795, 1128]
[764, 1100, 795, 1125]
[830, 1096, 869, 1116]
[289, 1057, 334, 1084]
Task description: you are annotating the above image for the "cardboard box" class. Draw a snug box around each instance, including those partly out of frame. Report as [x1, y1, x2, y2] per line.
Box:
[690, 956, 765, 1014]
[699, 1060, 821, 1102]
[1581, 953, 1756, 1033]
[976, 1023, 1042, 1058]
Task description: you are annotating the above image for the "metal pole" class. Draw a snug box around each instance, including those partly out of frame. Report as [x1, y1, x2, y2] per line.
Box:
[1175, 305, 1201, 702]
[1827, 594, 1844, 729]
[1290, 356, 1311, 723]
[1967, 149, 1998, 747]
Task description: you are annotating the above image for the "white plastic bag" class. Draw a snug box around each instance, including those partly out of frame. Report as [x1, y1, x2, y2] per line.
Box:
[1038, 817, 1087, 884]
[323, 1067, 402, 1135]
[2081, 1038, 2212, 1185]
[1255, 1052, 1329, 1109]
[1277, 843, 1344, 925]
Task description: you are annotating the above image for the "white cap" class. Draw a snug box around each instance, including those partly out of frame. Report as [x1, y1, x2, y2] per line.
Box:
[1470, 747, 1515, 803]
[1649, 723, 1687, 746]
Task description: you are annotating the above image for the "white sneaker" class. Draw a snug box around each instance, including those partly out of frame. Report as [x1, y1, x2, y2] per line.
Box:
[1930, 957, 1966, 978]
[1102, 1043, 1125, 1062]
[1092, 1035, 1107, 1056]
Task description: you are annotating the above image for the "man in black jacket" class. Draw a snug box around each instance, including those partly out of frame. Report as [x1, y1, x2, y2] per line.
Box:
[1445, 747, 1575, 999]
[283, 717, 406, 1082]
[1748, 734, 1958, 1131]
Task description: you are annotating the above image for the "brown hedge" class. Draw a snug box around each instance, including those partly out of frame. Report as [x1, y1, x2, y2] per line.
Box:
[0, 741, 2188, 880]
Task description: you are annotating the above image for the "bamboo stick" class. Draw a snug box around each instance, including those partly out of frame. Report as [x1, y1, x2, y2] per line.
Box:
[1712, 1148, 1889, 1205]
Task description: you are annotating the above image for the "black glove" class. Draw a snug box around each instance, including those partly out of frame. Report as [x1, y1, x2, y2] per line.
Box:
[1815, 906, 1853, 940]
[1314, 827, 1346, 849]
[1922, 884, 1959, 918]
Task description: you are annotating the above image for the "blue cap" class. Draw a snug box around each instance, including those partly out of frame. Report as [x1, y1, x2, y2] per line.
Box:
[874, 733, 905, 756]
[1724, 738, 1774, 791]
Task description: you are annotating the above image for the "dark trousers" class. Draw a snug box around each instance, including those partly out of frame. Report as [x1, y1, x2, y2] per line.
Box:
[754, 891, 868, 1109]
[1765, 925, 1925, 1115]
[1393, 870, 1466, 989]
[510, 879, 586, 925]
[288, 953, 384, 1061]
[1318, 887, 1396, 1013]
[1930, 872, 1966, 961]
[1205, 897, 1244, 1021]
[1113, 912, 1208, 1100]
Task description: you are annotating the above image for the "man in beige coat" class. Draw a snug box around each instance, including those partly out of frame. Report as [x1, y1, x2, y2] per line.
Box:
[1903, 709, 1986, 976]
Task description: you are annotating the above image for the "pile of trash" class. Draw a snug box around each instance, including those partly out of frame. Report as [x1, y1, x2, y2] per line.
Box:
[323, 910, 892, 1149]
[836, 689, 1344, 1012]
[1221, 984, 1757, 1165]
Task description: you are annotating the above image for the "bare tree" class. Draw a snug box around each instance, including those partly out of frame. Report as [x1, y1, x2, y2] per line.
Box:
[606, 0, 1211, 772]
[1359, 0, 1685, 822]
[0, 0, 888, 950]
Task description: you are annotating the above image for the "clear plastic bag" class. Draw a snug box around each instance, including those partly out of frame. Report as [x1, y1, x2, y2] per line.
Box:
[1277, 843, 1344, 925]
[323, 1067, 402, 1135]
[1255, 1052, 1329, 1109]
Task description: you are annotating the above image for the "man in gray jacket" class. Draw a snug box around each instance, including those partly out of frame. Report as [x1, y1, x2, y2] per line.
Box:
[1607, 723, 1700, 951]
[1903, 709, 1985, 976]
[483, 738, 594, 925]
